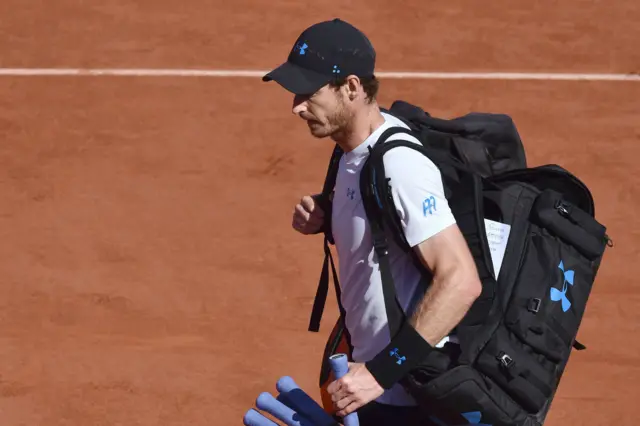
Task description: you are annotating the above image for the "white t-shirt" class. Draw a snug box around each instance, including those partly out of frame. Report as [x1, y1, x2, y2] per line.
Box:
[331, 112, 457, 406]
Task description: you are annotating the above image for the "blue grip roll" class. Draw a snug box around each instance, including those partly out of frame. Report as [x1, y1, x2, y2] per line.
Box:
[276, 376, 337, 426]
[329, 354, 360, 426]
[256, 392, 315, 426]
[243, 408, 279, 426]
[329, 354, 350, 378]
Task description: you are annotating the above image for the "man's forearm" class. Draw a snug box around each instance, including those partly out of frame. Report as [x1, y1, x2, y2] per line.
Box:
[408, 267, 481, 346]
[363, 259, 481, 390]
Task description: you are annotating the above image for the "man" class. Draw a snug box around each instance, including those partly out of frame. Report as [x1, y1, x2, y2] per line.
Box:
[263, 18, 482, 425]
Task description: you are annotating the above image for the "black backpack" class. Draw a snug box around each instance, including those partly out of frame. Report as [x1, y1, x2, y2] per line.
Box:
[311, 101, 613, 425]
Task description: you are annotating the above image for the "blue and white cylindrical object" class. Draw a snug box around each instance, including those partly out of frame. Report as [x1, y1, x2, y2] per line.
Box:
[276, 376, 337, 426]
[256, 392, 315, 426]
[329, 354, 360, 426]
[243, 408, 279, 426]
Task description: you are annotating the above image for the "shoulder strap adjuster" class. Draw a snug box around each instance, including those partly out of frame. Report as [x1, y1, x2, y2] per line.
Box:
[372, 237, 389, 257]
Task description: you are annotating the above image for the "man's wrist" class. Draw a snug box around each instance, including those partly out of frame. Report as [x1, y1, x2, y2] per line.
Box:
[365, 322, 433, 389]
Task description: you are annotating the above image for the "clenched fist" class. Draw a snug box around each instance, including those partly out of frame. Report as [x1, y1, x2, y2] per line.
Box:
[292, 195, 325, 235]
[327, 362, 384, 417]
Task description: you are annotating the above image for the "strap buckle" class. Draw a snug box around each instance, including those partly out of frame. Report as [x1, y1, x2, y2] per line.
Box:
[373, 234, 389, 256]
[528, 298, 541, 313]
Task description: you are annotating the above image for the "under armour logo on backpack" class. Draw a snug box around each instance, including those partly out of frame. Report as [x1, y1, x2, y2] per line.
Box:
[429, 411, 492, 426]
[423, 196, 437, 216]
[460, 411, 492, 425]
[389, 348, 406, 365]
[550, 260, 575, 312]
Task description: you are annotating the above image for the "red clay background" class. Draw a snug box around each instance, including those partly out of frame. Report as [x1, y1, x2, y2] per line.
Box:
[0, 1, 639, 425]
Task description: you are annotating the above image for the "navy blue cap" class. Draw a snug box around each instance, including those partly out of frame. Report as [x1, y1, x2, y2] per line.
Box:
[263, 19, 376, 95]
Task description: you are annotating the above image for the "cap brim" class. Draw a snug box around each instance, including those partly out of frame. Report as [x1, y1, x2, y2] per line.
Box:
[262, 61, 331, 95]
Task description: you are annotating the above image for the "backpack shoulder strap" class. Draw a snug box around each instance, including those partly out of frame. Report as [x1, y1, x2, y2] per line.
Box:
[315, 145, 343, 243]
[307, 129, 411, 333]
[357, 128, 441, 336]
[308, 145, 344, 332]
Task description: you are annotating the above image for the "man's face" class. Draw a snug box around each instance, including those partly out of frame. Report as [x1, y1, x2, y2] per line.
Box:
[291, 84, 352, 139]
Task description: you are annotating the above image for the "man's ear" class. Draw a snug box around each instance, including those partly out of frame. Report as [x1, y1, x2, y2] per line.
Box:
[344, 75, 361, 101]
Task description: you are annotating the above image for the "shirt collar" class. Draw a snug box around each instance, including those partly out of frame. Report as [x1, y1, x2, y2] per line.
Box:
[343, 119, 394, 165]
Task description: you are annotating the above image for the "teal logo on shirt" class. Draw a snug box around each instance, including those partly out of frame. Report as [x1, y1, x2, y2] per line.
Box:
[423, 196, 437, 216]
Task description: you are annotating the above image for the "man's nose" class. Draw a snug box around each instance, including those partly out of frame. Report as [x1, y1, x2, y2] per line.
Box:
[292, 94, 308, 115]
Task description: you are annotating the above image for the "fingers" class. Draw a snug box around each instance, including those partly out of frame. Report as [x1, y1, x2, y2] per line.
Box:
[292, 213, 322, 234]
[300, 195, 316, 213]
[326, 363, 383, 418]
[301, 195, 325, 218]
[329, 378, 350, 403]
[294, 204, 311, 222]
[328, 379, 361, 417]
[326, 378, 342, 395]
[335, 394, 356, 411]
[336, 400, 360, 417]
[292, 217, 304, 233]
[292, 195, 325, 234]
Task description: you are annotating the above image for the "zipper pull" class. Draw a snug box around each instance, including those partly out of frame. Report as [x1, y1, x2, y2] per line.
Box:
[554, 200, 578, 225]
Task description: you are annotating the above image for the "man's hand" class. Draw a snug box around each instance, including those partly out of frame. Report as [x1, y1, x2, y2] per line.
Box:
[326, 362, 384, 418]
[292, 195, 325, 235]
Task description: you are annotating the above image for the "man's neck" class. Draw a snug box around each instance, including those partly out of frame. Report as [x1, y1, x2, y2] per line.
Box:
[332, 104, 386, 153]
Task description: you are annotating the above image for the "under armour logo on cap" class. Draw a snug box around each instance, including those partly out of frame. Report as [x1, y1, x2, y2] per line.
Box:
[296, 43, 308, 55]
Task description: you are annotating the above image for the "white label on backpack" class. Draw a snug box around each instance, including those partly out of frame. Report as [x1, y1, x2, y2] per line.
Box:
[484, 219, 511, 279]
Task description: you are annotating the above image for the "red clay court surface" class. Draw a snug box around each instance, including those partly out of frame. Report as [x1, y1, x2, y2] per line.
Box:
[0, 1, 639, 425]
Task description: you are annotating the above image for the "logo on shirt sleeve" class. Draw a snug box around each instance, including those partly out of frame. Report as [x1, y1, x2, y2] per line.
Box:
[422, 195, 437, 216]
